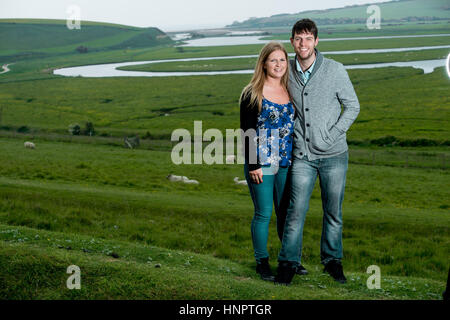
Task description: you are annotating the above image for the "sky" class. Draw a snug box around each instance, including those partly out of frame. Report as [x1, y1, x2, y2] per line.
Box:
[1, 0, 393, 31]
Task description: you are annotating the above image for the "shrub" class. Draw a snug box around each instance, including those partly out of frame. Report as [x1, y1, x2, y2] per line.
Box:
[68, 124, 81, 135]
[76, 46, 88, 53]
[83, 122, 95, 136]
[370, 136, 397, 146]
[17, 126, 30, 133]
[143, 131, 152, 139]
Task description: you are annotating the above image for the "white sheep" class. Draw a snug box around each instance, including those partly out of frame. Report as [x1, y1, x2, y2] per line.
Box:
[24, 141, 35, 149]
[182, 177, 199, 184]
[167, 174, 199, 184]
[167, 174, 186, 182]
[234, 177, 247, 185]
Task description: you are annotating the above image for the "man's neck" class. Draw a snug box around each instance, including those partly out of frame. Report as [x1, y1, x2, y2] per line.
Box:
[297, 51, 316, 72]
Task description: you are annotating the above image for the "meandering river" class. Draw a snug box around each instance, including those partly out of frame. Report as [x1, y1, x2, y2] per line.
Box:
[180, 33, 450, 47]
[53, 45, 449, 78]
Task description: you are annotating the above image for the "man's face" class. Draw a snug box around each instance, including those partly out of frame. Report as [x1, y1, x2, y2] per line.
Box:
[290, 31, 319, 62]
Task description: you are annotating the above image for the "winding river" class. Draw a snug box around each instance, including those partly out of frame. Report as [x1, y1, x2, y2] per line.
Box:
[180, 33, 450, 47]
[53, 45, 450, 77]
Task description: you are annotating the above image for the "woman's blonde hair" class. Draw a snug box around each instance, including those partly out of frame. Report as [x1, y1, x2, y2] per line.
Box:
[239, 41, 290, 112]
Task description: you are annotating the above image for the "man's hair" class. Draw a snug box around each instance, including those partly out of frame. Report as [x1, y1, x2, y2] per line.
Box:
[291, 19, 318, 39]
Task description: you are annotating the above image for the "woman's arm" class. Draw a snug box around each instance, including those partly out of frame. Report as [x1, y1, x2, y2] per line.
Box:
[239, 94, 261, 172]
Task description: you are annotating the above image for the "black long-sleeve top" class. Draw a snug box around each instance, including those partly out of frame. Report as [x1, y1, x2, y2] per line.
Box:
[239, 93, 261, 171]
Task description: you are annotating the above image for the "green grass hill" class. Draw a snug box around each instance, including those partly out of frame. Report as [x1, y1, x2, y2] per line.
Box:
[0, 19, 173, 61]
[228, 0, 450, 28]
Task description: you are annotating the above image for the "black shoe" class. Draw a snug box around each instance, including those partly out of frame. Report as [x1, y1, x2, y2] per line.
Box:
[256, 257, 275, 282]
[295, 264, 308, 276]
[324, 260, 347, 284]
[274, 261, 296, 285]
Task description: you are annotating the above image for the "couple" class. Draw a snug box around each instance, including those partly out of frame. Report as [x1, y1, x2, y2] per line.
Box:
[240, 19, 360, 285]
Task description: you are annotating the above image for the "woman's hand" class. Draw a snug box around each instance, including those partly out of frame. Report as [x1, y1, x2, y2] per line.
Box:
[249, 168, 263, 184]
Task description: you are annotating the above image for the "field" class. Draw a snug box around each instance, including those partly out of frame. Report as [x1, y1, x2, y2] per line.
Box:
[260, 21, 450, 40]
[0, 17, 449, 300]
[229, 0, 450, 29]
[118, 48, 449, 72]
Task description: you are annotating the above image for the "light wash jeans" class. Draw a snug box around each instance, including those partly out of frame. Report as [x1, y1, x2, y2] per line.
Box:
[278, 151, 348, 265]
[244, 164, 290, 263]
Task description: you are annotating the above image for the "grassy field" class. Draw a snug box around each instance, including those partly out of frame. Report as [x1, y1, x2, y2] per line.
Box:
[260, 21, 450, 40]
[1, 30, 449, 83]
[1, 67, 448, 143]
[0, 136, 448, 299]
[0, 19, 172, 55]
[229, 0, 450, 29]
[1, 18, 449, 300]
[118, 48, 449, 72]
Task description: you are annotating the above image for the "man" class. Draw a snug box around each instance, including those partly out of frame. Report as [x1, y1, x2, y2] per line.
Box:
[274, 19, 360, 285]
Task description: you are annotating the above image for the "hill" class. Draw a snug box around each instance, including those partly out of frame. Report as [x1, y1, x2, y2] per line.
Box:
[228, 0, 450, 29]
[0, 19, 173, 61]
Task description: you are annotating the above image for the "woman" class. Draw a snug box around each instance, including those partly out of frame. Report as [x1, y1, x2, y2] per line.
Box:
[239, 42, 295, 281]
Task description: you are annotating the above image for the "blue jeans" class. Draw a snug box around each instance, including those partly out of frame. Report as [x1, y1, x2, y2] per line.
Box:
[278, 151, 348, 265]
[244, 164, 290, 263]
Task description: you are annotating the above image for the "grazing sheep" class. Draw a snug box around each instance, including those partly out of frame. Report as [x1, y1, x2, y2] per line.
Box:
[226, 155, 236, 164]
[167, 174, 185, 182]
[167, 174, 198, 184]
[24, 141, 35, 149]
[234, 177, 247, 185]
[182, 177, 199, 184]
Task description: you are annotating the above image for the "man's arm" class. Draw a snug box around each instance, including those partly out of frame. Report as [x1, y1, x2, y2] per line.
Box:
[328, 63, 360, 142]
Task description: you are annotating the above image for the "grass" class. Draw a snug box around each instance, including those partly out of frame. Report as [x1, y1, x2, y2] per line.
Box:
[0, 67, 448, 143]
[1, 33, 449, 83]
[118, 48, 450, 72]
[0, 19, 172, 54]
[261, 21, 450, 40]
[1, 18, 449, 300]
[230, 0, 450, 28]
[0, 224, 445, 299]
[0, 134, 448, 299]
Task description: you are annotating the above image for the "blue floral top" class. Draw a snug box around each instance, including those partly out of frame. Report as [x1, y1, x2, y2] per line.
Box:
[256, 98, 295, 167]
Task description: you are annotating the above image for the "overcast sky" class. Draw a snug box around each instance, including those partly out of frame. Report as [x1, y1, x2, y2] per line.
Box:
[1, 0, 393, 31]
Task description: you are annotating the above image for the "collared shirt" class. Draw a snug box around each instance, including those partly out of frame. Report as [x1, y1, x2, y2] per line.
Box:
[295, 56, 316, 84]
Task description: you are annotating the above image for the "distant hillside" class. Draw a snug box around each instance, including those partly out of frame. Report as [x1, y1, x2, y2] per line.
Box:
[0, 19, 173, 56]
[228, 0, 450, 28]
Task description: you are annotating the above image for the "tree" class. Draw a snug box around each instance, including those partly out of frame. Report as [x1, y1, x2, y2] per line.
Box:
[68, 123, 81, 135]
[84, 122, 95, 136]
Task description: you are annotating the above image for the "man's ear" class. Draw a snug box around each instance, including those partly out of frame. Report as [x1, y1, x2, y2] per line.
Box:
[314, 37, 319, 47]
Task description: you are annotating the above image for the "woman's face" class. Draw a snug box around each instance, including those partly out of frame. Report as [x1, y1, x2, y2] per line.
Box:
[264, 49, 287, 79]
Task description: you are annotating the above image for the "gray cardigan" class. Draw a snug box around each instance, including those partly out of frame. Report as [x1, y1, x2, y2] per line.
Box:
[288, 49, 360, 160]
